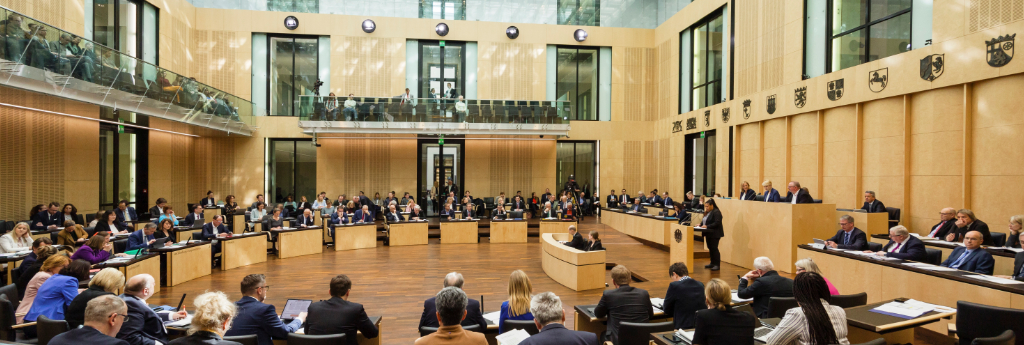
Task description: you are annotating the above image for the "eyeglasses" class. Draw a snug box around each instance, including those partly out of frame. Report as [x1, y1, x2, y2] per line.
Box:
[838, 222, 849, 226]
[114, 313, 130, 322]
[258, 285, 271, 291]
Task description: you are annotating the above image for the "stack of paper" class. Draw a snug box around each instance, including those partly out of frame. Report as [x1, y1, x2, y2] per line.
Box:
[496, 329, 531, 345]
[675, 330, 695, 343]
[903, 299, 956, 313]
[165, 314, 193, 327]
[731, 291, 752, 303]
[650, 298, 665, 310]
[964, 275, 1024, 285]
[482, 311, 501, 325]
[870, 301, 932, 319]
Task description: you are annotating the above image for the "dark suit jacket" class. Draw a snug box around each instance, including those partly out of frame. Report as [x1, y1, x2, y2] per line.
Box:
[168, 331, 241, 345]
[224, 297, 303, 345]
[184, 212, 204, 227]
[566, 232, 586, 250]
[117, 294, 170, 345]
[149, 206, 163, 219]
[96, 222, 125, 234]
[353, 210, 374, 223]
[940, 246, 995, 274]
[492, 210, 508, 220]
[200, 198, 218, 207]
[127, 229, 156, 251]
[519, 323, 599, 345]
[115, 207, 139, 225]
[593, 285, 653, 345]
[628, 204, 646, 213]
[511, 200, 526, 211]
[32, 211, 62, 230]
[1009, 233, 1021, 248]
[826, 228, 868, 250]
[782, 190, 814, 204]
[1012, 252, 1024, 281]
[542, 209, 557, 218]
[305, 297, 379, 345]
[691, 307, 755, 345]
[662, 197, 674, 207]
[700, 209, 724, 238]
[618, 194, 631, 205]
[440, 209, 456, 220]
[927, 219, 957, 239]
[762, 188, 780, 203]
[386, 212, 404, 222]
[739, 189, 756, 201]
[861, 200, 887, 213]
[606, 195, 619, 207]
[331, 212, 351, 226]
[418, 296, 488, 331]
[584, 240, 603, 251]
[882, 236, 928, 261]
[737, 271, 794, 318]
[67, 285, 114, 329]
[200, 223, 228, 241]
[663, 278, 707, 330]
[50, 326, 129, 345]
[296, 215, 316, 227]
[951, 220, 993, 245]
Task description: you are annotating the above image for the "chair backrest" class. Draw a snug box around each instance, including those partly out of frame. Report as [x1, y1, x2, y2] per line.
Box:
[767, 297, 799, 319]
[113, 239, 128, 253]
[754, 194, 765, 202]
[886, 207, 901, 227]
[0, 295, 16, 342]
[37, 315, 69, 345]
[830, 292, 868, 309]
[992, 232, 1007, 247]
[973, 330, 1016, 345]
[812, 199, 823, 203]
[484, 197, 494, 205]
[502, 319, 539, 335]
[419, 324, 481, 337]
[223, 334, 259, 345]
[957, 301, 1024, 345]
[618, 321, 675, 345]
[867, 242, 883, 252]
[851, 338, 887, 345]
[925, 248, 943, 265]
[286, 333, 346, 345]
[510, 211, 524, 219]
[0, 284, 19, 313]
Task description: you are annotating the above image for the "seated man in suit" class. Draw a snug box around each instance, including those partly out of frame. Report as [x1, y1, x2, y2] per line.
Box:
[200, 215, 230, 241]
[305, 274, 379, 345]
[825, 215, 868, 250]
[926, 207, 958, 239]
[661, 192, 674, 207]
[860, 191, 886, 213]
[385, 204, 404, 222]
[418, 272, 488, 332]
[353, 205, 374, 224]
[737, 257, 794, 318]
[648, 191, 662, 205]
[492, 204, 508, 220]
[997, 232, 1024, 281]
[200, 191, 217, 208]
[115, 200, 139, 228]
[251, 194, 266, 210]
[49, 295, 130, 345]
[33, 202, 63, 230]
[594, 265, 653, 345]
[148, 198, 168, 220]
[183, 204, 204, 227]
[116, 274, 187, 345]
[440, 203, 457, 220]
[618, 189, 630, 207]
[519, 292, 599, 345]
[663, 262, 706, 330]
[940, 231, 995, 274]
[126, 222, 158, 251]
[606, 190, 619, 208]
[946, 209, 993, 245]
[296, 209, 316, 227]
[226, 274, 306, 345]
[868, 225, 928, 261]
[627, 198, 646, 213]
[461, 197, 476, 220]
[560, 225, 586, 250]
[415, 286, 487, 345]
[781, 181, 814, 204]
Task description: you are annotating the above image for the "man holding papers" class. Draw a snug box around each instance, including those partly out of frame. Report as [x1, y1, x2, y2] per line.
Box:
[940, 231, 995, 274]
[868, 226, 927, 262]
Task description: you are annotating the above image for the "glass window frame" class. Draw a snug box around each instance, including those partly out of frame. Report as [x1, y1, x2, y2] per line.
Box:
[824, 1, 912, 73]
[557, 0, 600, 26]
[684, 130, 717, 197]
[418, 0, 466, 20]
[556, 141, 597, 198]
[688, 8, 725, 112]
[267, 0, 319, 13]
[266, 34, 320, 117]
[556, 46, 600, 121]
[98, 108, 148, 210]
[417, 40, 467, 103]
[93, 0, 159, 63]
[267, 139, 317, 204]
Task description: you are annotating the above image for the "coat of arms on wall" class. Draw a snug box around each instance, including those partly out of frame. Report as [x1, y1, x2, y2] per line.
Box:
[868, 68, 888, 93]
[827, 79, 844, 101]
[920, 54, 944, 81]
[722, 107, 730, 123]
[987, 34, 1015, 67]
[672, 120, 683, 133]
[766, 95, 776, 115]
[703, 110, 710, 127]
[686, 117, 697, 130]
[742, 99, 751, 119]
[794, 87, 807, 108]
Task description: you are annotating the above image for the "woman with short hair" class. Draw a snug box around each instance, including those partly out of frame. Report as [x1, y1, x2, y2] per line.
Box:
[765, 272, 849, 345]
[692, 278, 755, 345]
[168, 291, 239, 345]
[16, 254, 71, 323]
[56, 220, 89, 247]
[499, 270, 534, 334]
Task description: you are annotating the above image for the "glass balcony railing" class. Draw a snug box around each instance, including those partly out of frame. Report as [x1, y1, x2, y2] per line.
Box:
[298, 95, 572, 125]
[0, 5, 258, 136]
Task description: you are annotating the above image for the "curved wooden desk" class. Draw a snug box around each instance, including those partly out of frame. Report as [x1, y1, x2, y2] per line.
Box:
[541, 233, 605, 291]
[539, 219, 577, 235]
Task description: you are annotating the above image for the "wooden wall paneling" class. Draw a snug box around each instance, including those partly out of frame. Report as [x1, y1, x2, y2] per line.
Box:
[908, 86, 965, 235]
[822, 106, 857, 208]
[762, 118, 786, 189]
[854, 104, 863, 207]
[789, 113, 818, 196]
[970, 75, 1024, 228]
[335, 36, 398, 97]
[816, 111, 824, 199]
[758, 122, 765, 187]
[623, 141, 642, 194]
[962, 84, 973, 210]
[902, 95, 911, 230]
[759, 0, 785, 91]
[488, 43, 535, 100]
[861, 97, 906, 210]
[489, 140, 511, 197]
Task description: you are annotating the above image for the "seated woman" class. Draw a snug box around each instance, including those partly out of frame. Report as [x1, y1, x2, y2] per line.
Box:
[96, 209, 127, 234]
[765, 272, 850, 345]
[16, 246, 60, 300]
[265, 208, 285, 231]
[498, 270, 534, 334]
[17, 254, 71, 323]
[23, 259, 92, 338]
[61, 203, 81, 225]
[584, 231, 604, 251]
[154, 218, 176, 240]
[158, 205, 179, 226]
[795, 258, 838, 295]
[70, 233, 128, 264]
[0, 221, 34, 253]
[692, 278, 755, 345]
[249, 202, 268, 230]
[87, 210, 105, 228]
[56, 220, 89, 247]
[65, 267, 125, 329]
[167, 292, 237, 345]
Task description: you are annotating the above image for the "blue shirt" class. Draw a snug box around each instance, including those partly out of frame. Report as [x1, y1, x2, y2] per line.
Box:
[949, 249, 975, 269]
[499, 300, 534, 334]
[24, 274, 79, 322]
[158, 215, 179, 226]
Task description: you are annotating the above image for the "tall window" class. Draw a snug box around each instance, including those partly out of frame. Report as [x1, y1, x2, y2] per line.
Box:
[268, 0, 319, 13]
[99, 109, 147, 210]
[268, 139, 317, 204]
[685, 131, 716, 196]
[828, 0, 911, 72]
[556, 142, 596, 198]
[268, 35, 318, 116]
[419, 41, 466, 101]
[419, 0, 466, 20]
[690, 9, 723, 111]
[94, 0, 158, 62]
[556, 47, 599, 121]
[557, 0, 600, 26]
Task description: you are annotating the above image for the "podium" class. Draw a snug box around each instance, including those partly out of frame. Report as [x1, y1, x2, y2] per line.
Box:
[715, 199, 836, 272]
[836, 209, 890, 236]
[669, 224, 694, 270]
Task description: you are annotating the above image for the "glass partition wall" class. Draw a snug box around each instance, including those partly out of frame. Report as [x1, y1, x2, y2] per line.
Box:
[556, 47, 599, 121]
[269, 35, 319, 116]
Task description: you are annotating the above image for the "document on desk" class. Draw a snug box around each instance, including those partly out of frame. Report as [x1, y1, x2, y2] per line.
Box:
[964, 275, 1024, 285]
[990, 246, 1024, 253]
[903, 299, 956, 313]
[496, 329, 531, 345]
[676, 330, 696, 343]
[870, 301, 931, 319]
[483, 311, 501, 325]
[164, 314, 193, 327]
[731, 291, 753, 303]
[906, 264, 958, 272]
[650, 297, 665, 310]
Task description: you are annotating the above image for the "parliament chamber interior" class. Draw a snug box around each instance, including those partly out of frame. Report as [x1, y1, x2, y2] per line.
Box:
[1, 0, 1023, 344]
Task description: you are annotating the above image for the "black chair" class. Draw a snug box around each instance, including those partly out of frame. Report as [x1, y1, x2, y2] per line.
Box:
[223, 334, 258, 345]
[830, 292, 867, 309]
[113, 239, 128, 254]
[48, 232, 59, 245]
[925, 248, 943, 265]
[480, 101, 493, 122]
[193, 231, 204, 241]
[956, 301, 1024, 345]
[886, 207, 901, 228]
[0, 295, 33, 343]
[754, 194, 765, 202]
[618, 321, 674, 345]
[851, 339, 887, 345]
[502, 319, 539, 335]
[812, 199, 823, 203]
[36, 315, 68, 345]
[973, 330, 1016, 345]
[992, 232, 1007, 247]
[0, 284, 19, 314]
[867, 242, 883, 252]
[286, 333, 345, 345]
[419, 324, 481, 337]
[84, 227, 97, 237]
[766, 297, 799, 319]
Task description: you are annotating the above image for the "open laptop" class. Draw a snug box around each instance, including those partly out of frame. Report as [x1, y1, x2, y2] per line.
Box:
[192, 219, 206, 228]
[280, 299, 312, 322]
[151, 237, 171, 249]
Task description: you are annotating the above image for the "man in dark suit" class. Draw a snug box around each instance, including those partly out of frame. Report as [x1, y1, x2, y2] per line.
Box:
[354, 205, 373, 223]
[226, 274, 306, 345]
[519, 292, 599, 345]
[606, 190, 619, 208]
[49, 295, 130, 345]
[117, 274, 187, 345]
[926, 207, 958, 239]
[781, 181, 814, 204]
[32, 202, 62, 230]
[492, 204, 508, 220]
[562, 225, 586, 250]
[761, 181, 781, 202]
[418, 272, 488, 331]
[305, 275, 379, 345]
[200, 191, 217, 207]
[662, 262, 706, 330]
[946, 209, 993, 245]
[870, 225, 928, 261]
[126, 223, 157, 251]
[149, 198, 168, 219]
[542, 188, 553, 204]
[737, 257, 794, 318]
[115, 200, 139, 228]
[628, 199, 646, 213]
[998, 234, 1024, 281]
[940, 231, 995, 274]
[201, 215, 229, 241]
[594, 265, 653, 345]
[619, 189, 630, 206]
[825, 215, 868, 250]
[296, 209, 316, 227]
[860, 191, 886, 213]
[183, 204, 204, 227]
[385, 205, 404, 222]
[661, 192, 674, 207]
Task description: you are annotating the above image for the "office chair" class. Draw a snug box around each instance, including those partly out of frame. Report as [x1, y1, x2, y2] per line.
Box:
[36, 315, 68, 345]
[480, 100, 493, 122]
[829, 292, 868, 309]
[223, 334, 258, 345]
[287, 333, 345, 345]
[0, 285, 18, 314]
[502, 319, 540, 335]
[766, 297, 798, 319]
[972, 330, 1015, 345]
[886, 207, 901, 228]
[925, 248, 943, 265]
[618, 321, 674, 345]
[992, 232, 1007, 247]
[956, 301, 1024, 345]
[867, 242, 883, 252]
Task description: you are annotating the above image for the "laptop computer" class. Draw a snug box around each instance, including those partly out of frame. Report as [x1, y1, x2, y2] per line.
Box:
[192, 219, 206, 228]
[280, 299, 313, 322]
[152, 237, 171, 249]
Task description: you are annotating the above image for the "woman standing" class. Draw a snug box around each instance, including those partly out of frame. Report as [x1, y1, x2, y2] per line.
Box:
[499, 270, 534, 334]
[765, 272, 849, 345]
[223, 195, 238, 232]
[699, 199, 723, 271]
[1, 222, 34, 253]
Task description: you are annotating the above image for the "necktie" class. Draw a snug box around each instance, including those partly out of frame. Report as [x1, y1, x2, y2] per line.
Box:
[892, 242, 902, 252]
[930, 221, 946, 237]
[950, 250, 971, 268]
[1018, 263, 1024, 278]
[844, 232, 850, 245]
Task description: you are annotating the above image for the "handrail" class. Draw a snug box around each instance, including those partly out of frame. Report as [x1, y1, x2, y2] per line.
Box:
[297, 95, 572, 125]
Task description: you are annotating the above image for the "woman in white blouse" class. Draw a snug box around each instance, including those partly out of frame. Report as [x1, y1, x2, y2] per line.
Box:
[249, 202, 267, 230]
[766, 272, 850, 345]
[0, 222, 34, 253]
[312, 194, 329, 211]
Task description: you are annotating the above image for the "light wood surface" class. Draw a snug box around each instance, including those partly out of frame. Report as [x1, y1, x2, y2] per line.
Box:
[335, 224, 378, 251]
[541, 233, 605, 291]
[277, 228, 324, 259]
[490, 221, 528, 243]
[205, 208, 221, 219]
[222, 234, 268, 270]
[174, 229, 194, 243]
[314, 210, 322, 226]
[165, 244, 212, 286]
[124, 255, 162, 294]
[669, 223, 694, 270]
[539, 220, 576, 235]
[387, 222, 428, 246]
[440, 221, 478, 244]
[601, 209, 674, 246]
[837, 210, 890, 236]
[322, 217, 333, 244]
[232, 214, 245, 234]
[868, 236, 1016, 276]
[716, 199, 836, 272]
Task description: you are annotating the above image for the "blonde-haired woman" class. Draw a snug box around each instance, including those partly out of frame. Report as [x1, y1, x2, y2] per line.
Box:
[169, 291, 238, 344]
[762, 180, 780, 202]
[692, 278, 755, 344]
[17, 254, 70, 323]
[499, 270, 534, 334]
[66, 267, 125, 329]
[795, 258, 838, 295]
[0, 222, 33, 253]
[1009, 215, 1023, 248]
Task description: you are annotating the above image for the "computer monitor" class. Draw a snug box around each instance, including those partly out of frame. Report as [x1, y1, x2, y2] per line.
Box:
[511, 211, 524, 219]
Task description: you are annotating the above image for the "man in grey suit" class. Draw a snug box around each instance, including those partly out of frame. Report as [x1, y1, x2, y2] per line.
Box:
[519, 292, 599, 345]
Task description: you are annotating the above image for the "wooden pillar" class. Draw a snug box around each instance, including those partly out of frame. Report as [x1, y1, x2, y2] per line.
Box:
[734, 125, 742, 197]
[816, 111, 825, 202]
[855, 104, 864, 208]
[758, 122, 765, 187]
[784, 116, 792, 184]
[963, 84, 973, 209]
[902, 95, 912, 230]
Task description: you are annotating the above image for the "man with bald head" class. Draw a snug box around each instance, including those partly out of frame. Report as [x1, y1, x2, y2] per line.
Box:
[117, 274, 186, 345]
[940, 231, 995, 274]
[50, 295, 130, 345]
[927, 207, 959, 239]
[418, 272, 488, 332]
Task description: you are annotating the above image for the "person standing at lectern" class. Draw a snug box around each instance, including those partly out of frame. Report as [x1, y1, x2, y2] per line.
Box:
[698, 199, 723, 271]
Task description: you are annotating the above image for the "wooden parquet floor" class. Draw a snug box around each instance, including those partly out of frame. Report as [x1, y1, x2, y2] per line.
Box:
[148, 216, 945, 345]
